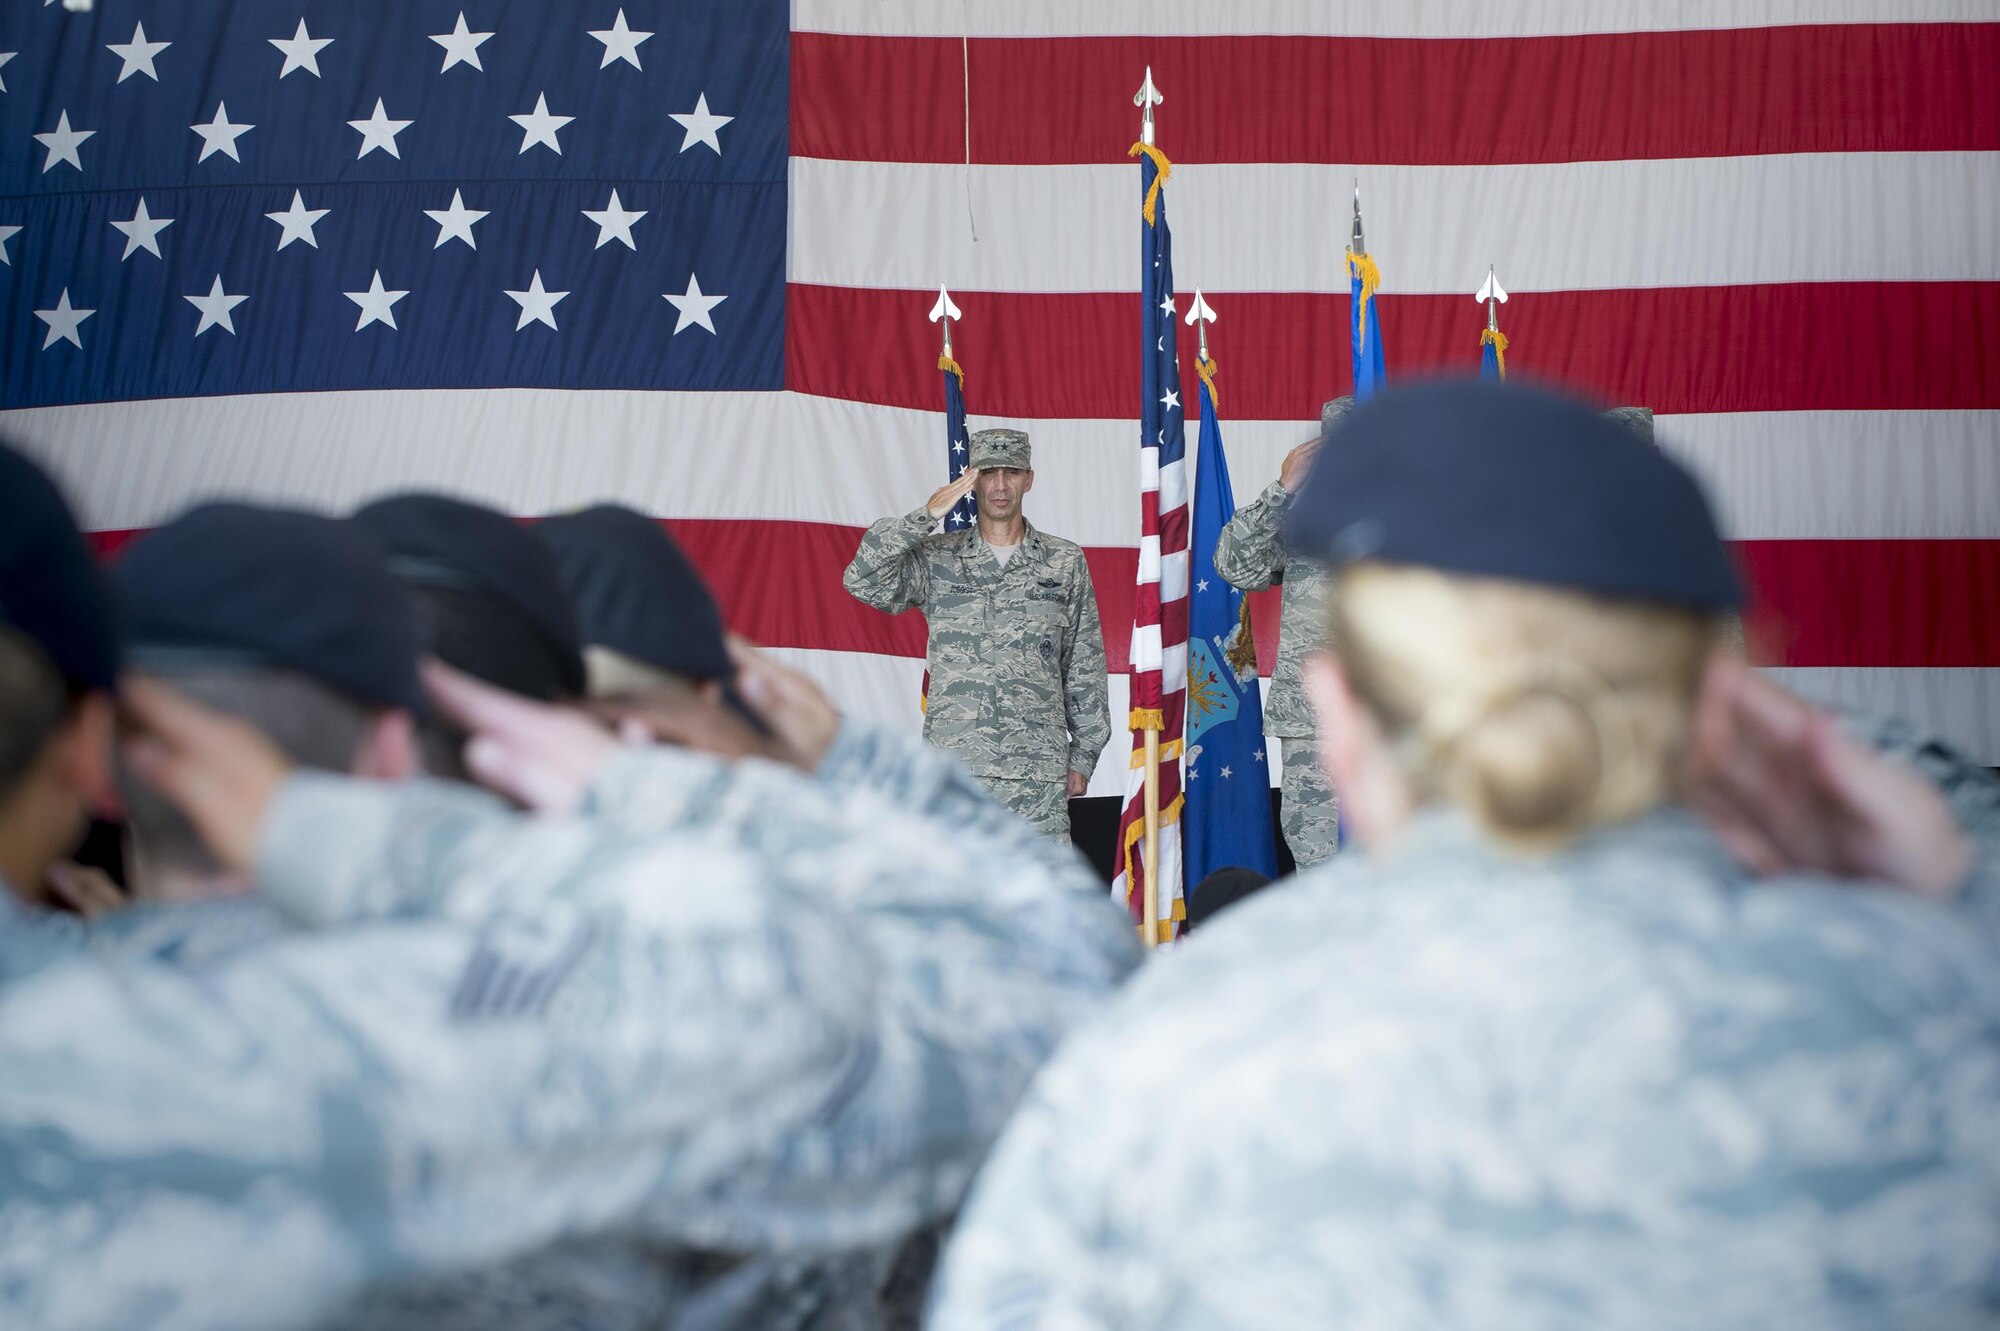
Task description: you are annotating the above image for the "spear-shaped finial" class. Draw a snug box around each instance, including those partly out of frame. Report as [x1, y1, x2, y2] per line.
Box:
[929, 286, 963, 357]
[1183, 288, 1217, 361]
[1350, 180, 1367, 255]
[1475, 265, 1508, 333]
[1134, 66, 1163, 146]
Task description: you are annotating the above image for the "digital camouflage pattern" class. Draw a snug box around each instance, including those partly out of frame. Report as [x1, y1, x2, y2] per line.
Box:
[0, 721, 1139, 1331]
[843, 510, 1111, 830]
[929, 806, 2000, 1329]
[1277, 736, 1341, 869]
[1212, 480, 1328, 744]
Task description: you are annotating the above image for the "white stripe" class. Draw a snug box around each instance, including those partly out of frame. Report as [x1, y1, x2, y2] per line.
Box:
[7, 392, 1994, 545]
[1764, 667, 2000, 764]
[789, 154, 2000, 294]
[1664, 411, 2000, 541]
[1157, 456, 1188, 511]
[1159, 549, 1190, 604]
[1136, 533, 1160, 583]
[796, 0, 1998, 38]
[1129, 623, 1162, 673]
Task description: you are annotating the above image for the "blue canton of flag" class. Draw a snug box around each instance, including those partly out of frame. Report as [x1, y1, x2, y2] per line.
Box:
[941, 355, 974, 530]
[0, 0, 785, 408]
[1183, 360, 1276, 885]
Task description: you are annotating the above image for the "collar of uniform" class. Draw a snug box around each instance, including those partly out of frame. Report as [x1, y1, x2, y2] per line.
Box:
[955, 518, 1047, 566]
[1383, 801, 1733, 880]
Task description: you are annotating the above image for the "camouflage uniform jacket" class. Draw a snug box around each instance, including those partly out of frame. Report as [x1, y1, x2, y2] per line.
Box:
[1211, 479, 1325, 738]
[928, 807, 2000, 1329]
[844, 510, 1112, 782]
[0, 723, 1139, 1331]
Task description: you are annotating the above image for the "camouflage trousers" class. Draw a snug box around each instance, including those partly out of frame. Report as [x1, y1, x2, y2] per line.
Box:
[1279, 736, 1340, 869]
[979, 775, 1072, 841]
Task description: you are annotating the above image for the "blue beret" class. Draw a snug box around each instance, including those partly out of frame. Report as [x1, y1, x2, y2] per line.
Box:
[353, 493, 586, 699]
[112, 503, 425, 713]
[1285, 380, 1741, 612]
[538, 506, 730, 682]
[0, 442, 119, 692]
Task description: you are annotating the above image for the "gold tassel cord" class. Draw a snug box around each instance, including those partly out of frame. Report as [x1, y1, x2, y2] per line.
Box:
[1480, 328, 1508, 380]
[938, 354, 964, 380]
[1194, 355, 1219, 407]
[1127, 141, 1174, 226]
[1346, 249, 1381, 355]
[1226, 597, 1260, 677]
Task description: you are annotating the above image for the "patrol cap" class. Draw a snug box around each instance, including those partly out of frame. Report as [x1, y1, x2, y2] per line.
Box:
[1285, 380, 1741, 611]
[0, 442, 119, 692]
[112, 503, 425, 713]
[353, 493, 586, 699]
[1316, 395, 1356, 442]
[967, 428, 1031, 471]
[537, 505, 730, 682]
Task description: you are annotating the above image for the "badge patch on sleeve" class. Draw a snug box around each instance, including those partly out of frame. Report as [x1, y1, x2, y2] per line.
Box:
[1040, 637, 1056, 664]
[449, 906, 595, 1022]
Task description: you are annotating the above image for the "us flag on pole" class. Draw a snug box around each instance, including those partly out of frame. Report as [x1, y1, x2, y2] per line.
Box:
[1111, 132, 1188, 943]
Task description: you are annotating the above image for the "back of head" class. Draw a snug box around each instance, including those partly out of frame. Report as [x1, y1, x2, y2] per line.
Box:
[1331, 567, 1716, 848]
[354, 493, 585, 702]
[112, 503, 424, 876]
[1286, 380, 1739, 849]
[537, 504, 729, 698]
[0, 444, 119, 884]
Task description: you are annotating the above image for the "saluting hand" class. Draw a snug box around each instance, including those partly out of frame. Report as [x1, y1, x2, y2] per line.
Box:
[926, 469, 980, 520]
[1279, 439, 1321, 494]
[1688, 655, 1974, 901]
[120, 676, 291, 878]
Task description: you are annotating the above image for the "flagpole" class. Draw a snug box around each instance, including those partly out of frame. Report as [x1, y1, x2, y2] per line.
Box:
[1134, 67, 1165, 948]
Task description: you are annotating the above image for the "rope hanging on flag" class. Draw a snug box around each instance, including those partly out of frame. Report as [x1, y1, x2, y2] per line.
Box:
[1479, 327, 1508, 378]
[1127, 141, 1174, 225]
[1347, 248, 1381, 353]
[1194, 353, 1219, 405]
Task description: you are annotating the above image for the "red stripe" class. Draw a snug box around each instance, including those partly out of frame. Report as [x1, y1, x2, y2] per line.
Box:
[86, 525, 2000, 672]
[787, 282, 2000, 419]
[793, 26, 2000, 166]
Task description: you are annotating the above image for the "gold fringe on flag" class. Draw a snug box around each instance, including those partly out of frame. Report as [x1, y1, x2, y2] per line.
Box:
[1480, 327, 1508, 379]
[1194, 354, 1220, 406]
[938, 354, 964, 380]
[1128, 706, 1166, 730]
[1346, 248, 1381, 355]
[1126, 142, 1174, 226]
[1118, 792, 1186, 905]
[1127, 738, 1184, 768]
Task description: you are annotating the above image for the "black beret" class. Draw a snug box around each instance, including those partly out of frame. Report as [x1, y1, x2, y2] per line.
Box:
[352, 493, 586, 699]
[1285, 380, 1741, 611]
[112, 503, 425, 713]
[537, 506, 730, 682]
[0, 443, 119, 691]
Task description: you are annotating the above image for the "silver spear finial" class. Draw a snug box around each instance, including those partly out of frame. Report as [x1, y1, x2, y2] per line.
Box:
[928, 286, 963, 357]
[1134, 66, 1163, 146]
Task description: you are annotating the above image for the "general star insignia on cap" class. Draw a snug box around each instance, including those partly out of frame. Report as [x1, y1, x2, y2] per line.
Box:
[967, 428, 1031, 471]
[537, 505, 729, 682]
[0, 442, 120, 692]
[112, 503, 426, 712]
[1284, 380, 1741, 612]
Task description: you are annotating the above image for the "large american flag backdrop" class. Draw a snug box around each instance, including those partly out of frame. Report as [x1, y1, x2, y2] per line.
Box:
[3, 1, 1996, 781]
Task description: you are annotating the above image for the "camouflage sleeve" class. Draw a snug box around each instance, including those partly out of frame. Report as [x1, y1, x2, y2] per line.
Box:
[1063, 556, 1113, 777]
[1837, 709, 2000, 943]
[1211, 479, 1290, 593]
[0, 841, 874, 1330]
[557, 736, 1144, 1248]
[842, 507, 939, 615]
